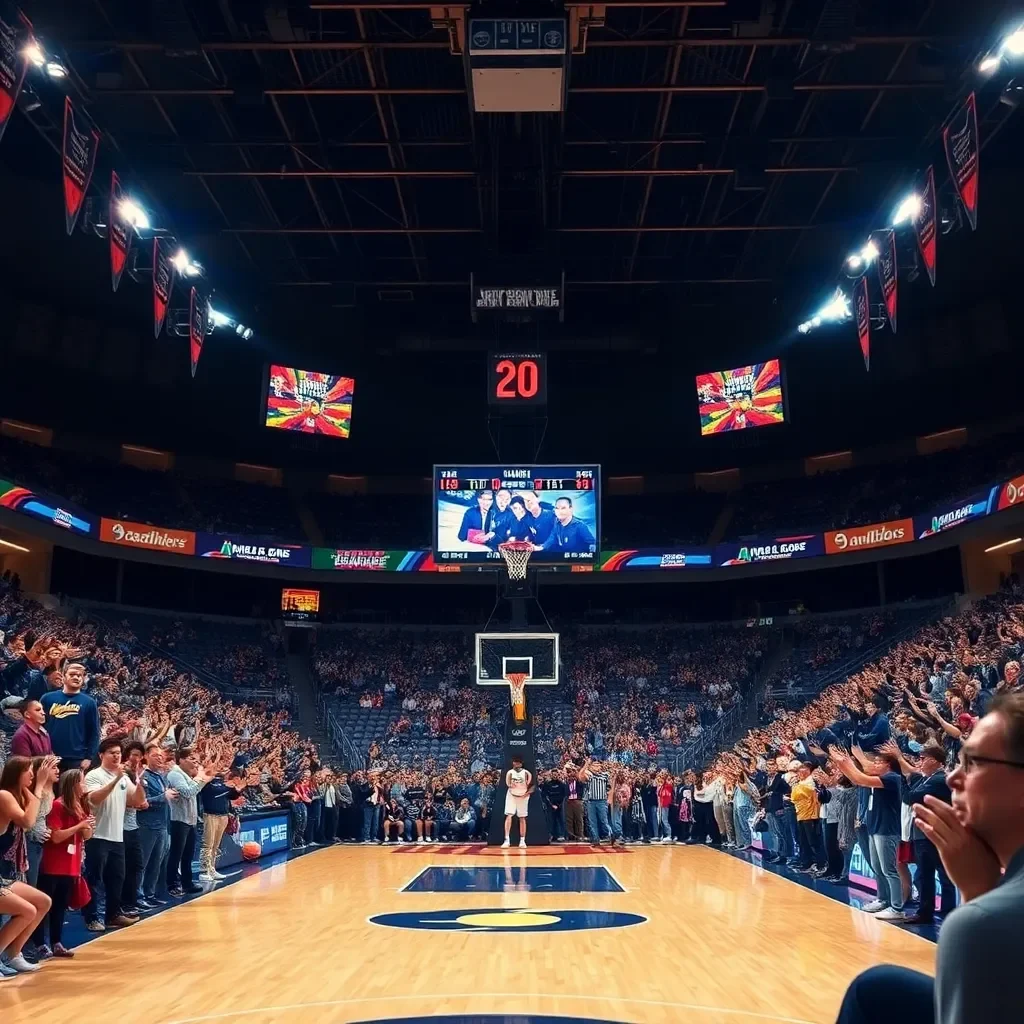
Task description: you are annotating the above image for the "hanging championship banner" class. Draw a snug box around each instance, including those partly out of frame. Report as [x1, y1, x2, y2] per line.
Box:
[913, 165, 937, 287]
[0, 4, 31, 148]
[109, 170, 133, 292]
[875, 228, 897, 334]
[855, 273, 870, 372]
[152, 236, 176, 339]
[943, 92, 979, 231]
[61, 96, 100, 235]
[188, 285, 206, 377]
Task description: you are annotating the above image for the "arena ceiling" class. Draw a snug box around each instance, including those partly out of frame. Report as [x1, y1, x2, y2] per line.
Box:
[8, 0, 1023, 351]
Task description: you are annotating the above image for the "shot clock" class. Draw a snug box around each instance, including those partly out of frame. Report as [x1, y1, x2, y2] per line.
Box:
[488, 352, 547, 406]
[433, 464, 600, 565]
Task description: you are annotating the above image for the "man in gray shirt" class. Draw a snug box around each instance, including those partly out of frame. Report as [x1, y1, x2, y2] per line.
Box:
[834, 691, 1024, 1024]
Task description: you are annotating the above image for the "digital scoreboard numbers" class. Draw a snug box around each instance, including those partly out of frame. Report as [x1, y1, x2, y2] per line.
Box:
[433, 464, 600, 565]
[488, 352, 547, 406]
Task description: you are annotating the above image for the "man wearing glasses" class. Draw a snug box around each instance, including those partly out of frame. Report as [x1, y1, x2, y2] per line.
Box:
[834, 692, 1024, 1023]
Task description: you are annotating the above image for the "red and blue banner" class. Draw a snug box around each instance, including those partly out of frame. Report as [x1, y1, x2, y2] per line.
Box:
[600, 549, 713, 571]
[0, 4, 31, 149]
[914, 488, 998, 540]
[0, 478, 94, 535]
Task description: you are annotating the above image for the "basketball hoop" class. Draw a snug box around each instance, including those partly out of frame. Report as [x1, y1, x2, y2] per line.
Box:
[499, 540, 534, 580]
[506, 672, 528, 721]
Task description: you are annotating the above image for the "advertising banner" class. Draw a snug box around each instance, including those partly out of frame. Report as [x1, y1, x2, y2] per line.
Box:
[943, 92, 979, 231]
[152, 236, 176, 339]
[0, 478, 94, 535]
[108, 170, 132, 292]
[997, 474, 1024, 512]
[311, 548, 435, 572]
[100, 517, 195, 555]
[825, 519, 914, 555]
[62, 96, 100, 236]
[197, 533, 312, 568]
[189, 285, 206, 378]
[599, 549, 713, 571]
[913, 165, 937, 287]
[915, 489, 997, 540]
[716, 534, 824, 566]
[875, 228, 898, 334]
[854, 274, 870, 372]
[0, 3, 31, 149]
[237, 812, 291, 857]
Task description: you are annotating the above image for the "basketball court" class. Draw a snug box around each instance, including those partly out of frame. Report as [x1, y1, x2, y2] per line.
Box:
[1, 843, 937, 1024]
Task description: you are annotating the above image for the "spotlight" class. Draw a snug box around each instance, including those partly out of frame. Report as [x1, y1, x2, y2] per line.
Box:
[242, 327, 254, 341]
[171, 248, 190, 273]
[860, 239, 879, 264]
[1005, 26, 1024, 56]
[23, 42, 45, 68]
[209, 308, 232, 328]
[892, 193, 922, 227]
[117, 198, 150, 231]
[796, 288, 851, 335]
[44, 61, 67, 79]
[846, 254, 863, 271]
[979, 54, 1001, 74]
[183, 261, 203, 278]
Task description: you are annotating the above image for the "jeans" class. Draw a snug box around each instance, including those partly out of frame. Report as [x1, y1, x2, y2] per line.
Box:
[609, 805, 623, 839]
[292, 802, 308, 846]
[83, 837, 126, 924]
[308, 799, 322, 843]
[768, 809, 793, 859]
[784, 804, 800, 858]
[797, 819, 826, 869]
[654, 806, 671, 839]
[733, 799, 753, 847]
[584, 799, 612, 842]
[26, 838, 44, 889]
[549, 803, 566, 840]
[913, 837, 956, 918]
[868, 833, 903, 910]
[139, 827, 167, 899]
[834, 965, 934, 1024]
[361, 803, 381, 841]
[167, 820, 197, 890]
[121, 828, 143, 909]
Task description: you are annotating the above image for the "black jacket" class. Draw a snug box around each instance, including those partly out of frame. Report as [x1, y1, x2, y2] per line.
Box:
[541, 779, 568, 808]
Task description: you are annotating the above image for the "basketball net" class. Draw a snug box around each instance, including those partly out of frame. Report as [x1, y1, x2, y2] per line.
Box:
[498, 540, 533, 580]
[506, 672, 528, 722]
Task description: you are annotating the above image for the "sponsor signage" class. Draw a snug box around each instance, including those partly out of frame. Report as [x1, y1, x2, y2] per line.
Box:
[825, 518, 915, 555]
[311, 548, 434, 572]
[716, 535, 824, 566]
[197, 533, 311, 568]
[599, 549, 713, 571]
[997, 474, 1024, 512]
[0, 479, 94, 536]
[468, 19, 567, 53]
[100, 517, 196, 555]
[915, 489, 996, 539]
[237, 812, 291, 856]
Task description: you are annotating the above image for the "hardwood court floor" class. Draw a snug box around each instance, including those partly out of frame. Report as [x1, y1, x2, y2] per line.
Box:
[0, 845, 937, 1024]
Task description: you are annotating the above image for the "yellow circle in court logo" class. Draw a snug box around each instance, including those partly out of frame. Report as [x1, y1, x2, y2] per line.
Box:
[454, 912, 561, 928]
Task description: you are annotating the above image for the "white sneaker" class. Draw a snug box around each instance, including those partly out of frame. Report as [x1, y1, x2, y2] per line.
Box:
[861, 899, 888, 914]
[501, 838, 510, 848]
[416, 838, 424, 844]
[398, 838, 406, 844]
[661, 835, 672, 843]
[6, 955, 41, 973]
[198, 872, 215, 882]
[212, 870, 227, 880]
[875, 907, 907, 923]
[519, 839, 527, 848]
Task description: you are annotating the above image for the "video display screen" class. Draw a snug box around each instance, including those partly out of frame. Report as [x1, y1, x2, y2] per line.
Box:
[265, 365, 354, 438]
[433, 465, 600, 565]
[281, 588, 320, 624]
[695, 359, 785, 436]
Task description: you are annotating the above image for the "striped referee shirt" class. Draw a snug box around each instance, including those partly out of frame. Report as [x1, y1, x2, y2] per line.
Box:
[584, 771, 609, 801]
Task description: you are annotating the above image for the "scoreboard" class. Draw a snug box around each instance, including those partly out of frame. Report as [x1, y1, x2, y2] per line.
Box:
[488, 351, 547, 405]
[433, 464, 600, 565]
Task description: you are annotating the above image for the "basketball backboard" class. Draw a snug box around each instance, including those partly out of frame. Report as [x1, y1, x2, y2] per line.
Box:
[475, 632, 559, 686]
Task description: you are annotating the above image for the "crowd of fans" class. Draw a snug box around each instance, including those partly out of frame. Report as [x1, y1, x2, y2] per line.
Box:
[3, 427, 1023, 551]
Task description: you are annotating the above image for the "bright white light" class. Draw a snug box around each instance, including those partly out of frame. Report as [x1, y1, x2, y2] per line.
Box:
[1004, 27, 1024, 56]
[242, 327, 254, 341]
[44, 61, 67, 79]
[860, 239, 880, 265]
[183, 261, 203, 277]
[978, 54, 1001, 73]
[846, 253, 863, 271]
[118, 198, 150, 231]
[209, 308, 232, 328]
[171, 248, 190, 273]
[818, 289, 851, 322]
[797, 321, 811, 335]
[892, 192, 922, 226]
[23, 42, 45, 68]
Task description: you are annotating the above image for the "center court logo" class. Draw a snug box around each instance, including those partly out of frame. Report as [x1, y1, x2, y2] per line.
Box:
[825, 518, 914, 555]
[369, 909, 646, 932]
[100, 518, 196, 555]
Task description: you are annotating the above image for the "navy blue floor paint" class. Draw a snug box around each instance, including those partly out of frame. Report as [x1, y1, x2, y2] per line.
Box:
[719, 844, 942, 943]
[402, 865, 624, 893]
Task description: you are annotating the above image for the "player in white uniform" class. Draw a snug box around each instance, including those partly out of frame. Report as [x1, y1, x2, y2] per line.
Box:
[502, 756, 532, 848]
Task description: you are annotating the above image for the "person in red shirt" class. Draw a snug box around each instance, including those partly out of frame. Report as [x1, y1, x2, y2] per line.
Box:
[34, 769, 95, 958]
[10, 701, 52, 758]
[655, 772, 675, 842]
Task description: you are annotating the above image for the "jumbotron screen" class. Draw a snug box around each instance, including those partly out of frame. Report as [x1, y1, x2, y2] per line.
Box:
[265, 365, 354, 438]
[281, 588, 319, 624]
[433, 465, 600, 565]
[695, 359, 785, 436]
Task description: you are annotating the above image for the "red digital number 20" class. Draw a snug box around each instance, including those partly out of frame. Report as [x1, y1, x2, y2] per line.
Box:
[496, 358, 539, 400]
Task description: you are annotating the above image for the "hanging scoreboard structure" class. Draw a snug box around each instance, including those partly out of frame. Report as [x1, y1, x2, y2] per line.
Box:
[470, 273, 565, 323]
[489, 352, 547, 406]
[467, 17, 568, 112]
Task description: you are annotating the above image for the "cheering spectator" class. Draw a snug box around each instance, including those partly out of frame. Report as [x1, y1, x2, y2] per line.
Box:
[40, 663, 100, 773]
[165, 747, 214, 897]
[10, 700, 52, 758]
